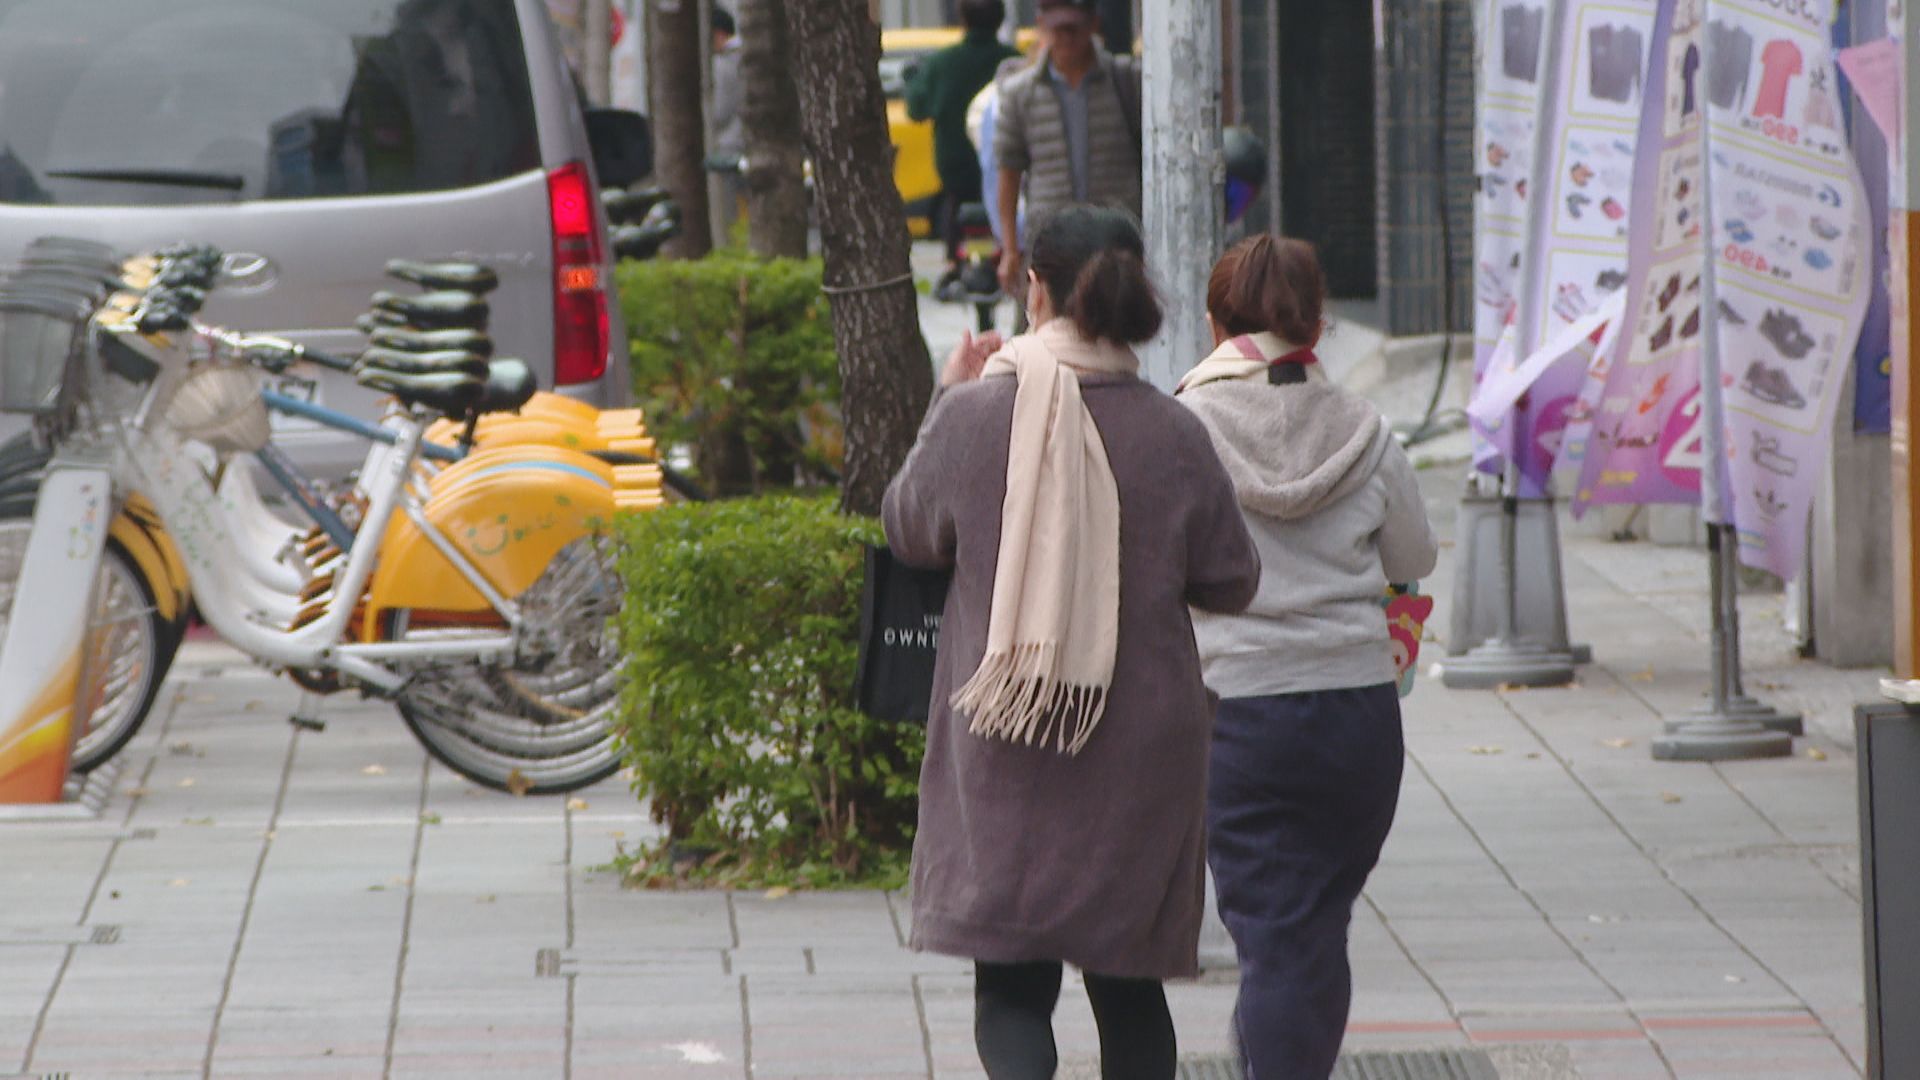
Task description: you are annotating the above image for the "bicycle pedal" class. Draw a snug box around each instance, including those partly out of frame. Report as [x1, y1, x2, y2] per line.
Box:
[289, 713, 326, 733]
[289, 690, 327, 732]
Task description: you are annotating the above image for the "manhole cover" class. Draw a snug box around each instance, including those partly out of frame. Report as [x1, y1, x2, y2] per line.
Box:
[1176, 1049, 1500, 1080]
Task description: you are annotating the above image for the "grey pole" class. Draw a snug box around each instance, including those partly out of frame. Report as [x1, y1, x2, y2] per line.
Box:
[1137, 0, 1224, 391]
[1443, 0, 1577, 690]
[1652, 11, 1790, 761]
[1716, 529, 1806, 734]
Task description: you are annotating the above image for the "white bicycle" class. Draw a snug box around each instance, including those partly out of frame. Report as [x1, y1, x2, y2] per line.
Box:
[0, 239, 660, 798]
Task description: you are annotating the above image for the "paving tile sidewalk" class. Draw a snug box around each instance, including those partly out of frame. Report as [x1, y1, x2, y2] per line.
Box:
[0, 476, 1886, 1079]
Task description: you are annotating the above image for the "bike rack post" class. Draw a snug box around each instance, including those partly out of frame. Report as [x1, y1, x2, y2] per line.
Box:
[0, 464, 113, 803]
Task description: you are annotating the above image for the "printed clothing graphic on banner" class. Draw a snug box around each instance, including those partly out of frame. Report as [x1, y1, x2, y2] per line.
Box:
[1682, 43, 1701, 115]
[1753, 39, 1803, 119]
[1589, 24, 1647, 103]
[1706, 20, 1752, 110]
[1503, 3, 1546, 83]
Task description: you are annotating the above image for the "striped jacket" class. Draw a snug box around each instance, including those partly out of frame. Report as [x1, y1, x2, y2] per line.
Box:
[992, 49, 1142, 245]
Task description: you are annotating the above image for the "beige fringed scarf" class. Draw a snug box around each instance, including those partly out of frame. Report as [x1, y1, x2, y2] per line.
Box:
[951, 319, 1138, 755]
[1175, 330, 1328, 394]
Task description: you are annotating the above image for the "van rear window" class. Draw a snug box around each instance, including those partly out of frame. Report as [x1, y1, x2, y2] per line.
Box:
[0, 0, 542, 206]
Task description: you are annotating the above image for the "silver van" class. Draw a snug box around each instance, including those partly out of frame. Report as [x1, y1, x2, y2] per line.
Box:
[0, 0, 647, 476]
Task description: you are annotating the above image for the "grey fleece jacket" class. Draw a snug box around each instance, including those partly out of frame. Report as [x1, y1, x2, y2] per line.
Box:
[1180, 376, 1440, 698]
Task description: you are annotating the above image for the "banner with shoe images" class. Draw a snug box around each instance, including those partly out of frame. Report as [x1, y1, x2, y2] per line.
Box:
[1472, 0, 1658, 492]
[1708, 0, 1869, 578]
[1574, 0, 1869, 582]
[1473, 0, 1554, 476]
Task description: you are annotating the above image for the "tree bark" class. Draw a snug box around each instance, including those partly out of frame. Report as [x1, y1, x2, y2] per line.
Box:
[784, 0, 933, 517]
[648, 0, 713, 257]
[737, 0, 811, 259]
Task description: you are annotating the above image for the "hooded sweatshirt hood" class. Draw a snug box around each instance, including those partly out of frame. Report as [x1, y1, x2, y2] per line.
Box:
[1178, 377, 1391, 521]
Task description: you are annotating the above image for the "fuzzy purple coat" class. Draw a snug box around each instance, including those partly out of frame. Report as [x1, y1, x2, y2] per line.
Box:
[882, 372, 1261, 979]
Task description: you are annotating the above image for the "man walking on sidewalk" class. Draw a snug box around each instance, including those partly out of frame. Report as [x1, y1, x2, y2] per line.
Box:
[906, 0, 1020, 270]
[992, 0, 1142, 298]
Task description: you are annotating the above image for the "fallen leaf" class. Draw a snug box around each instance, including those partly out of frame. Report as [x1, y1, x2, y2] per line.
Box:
[1525, 752, 1542, 760]
[367, 884, 386, 892]
[390, 875, 412, 887]
[182, 817, 214, 827]
[168, 878, 190, 887]
[566, 798, 589, 812]
[1660, 792, 1684, 804]
[476, 894, 497, 904]
[362, 764, 387, 776]
[168, 741, 194, 755]
[124, 787, 151, 798]
[1496, 682, 1524, 693]
[109, 890, 120, 900]
[1723, 974, 1745, 984]
[1631, 667, 1655, 682]
[1603, 738, 1634, 749]
[1806, 748, 1828, 762]
[178, 778, 196, 789]
[505, 769, 532, 797]
[763, 886, 791, 900]
[609, 830, 626, 840]
[1467, 745, 1505, 756]
[420, 812, 443, 826]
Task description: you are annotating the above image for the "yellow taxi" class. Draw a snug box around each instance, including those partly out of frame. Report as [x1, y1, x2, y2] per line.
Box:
[880, 27, 1038, 237]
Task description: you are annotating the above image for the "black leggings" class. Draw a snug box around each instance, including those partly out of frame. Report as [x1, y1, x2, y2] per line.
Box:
[974, 960, 1176, 1080]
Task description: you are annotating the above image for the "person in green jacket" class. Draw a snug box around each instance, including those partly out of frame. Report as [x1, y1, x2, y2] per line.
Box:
[906, 0, 1020, 266]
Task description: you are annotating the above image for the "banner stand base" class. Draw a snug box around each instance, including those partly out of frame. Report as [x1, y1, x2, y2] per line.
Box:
[1653, 711, 1794, 761]
[1440, 639, 1579, 689]
[1447, 494, 1589, 666]
[1714, 695, 1805, 736]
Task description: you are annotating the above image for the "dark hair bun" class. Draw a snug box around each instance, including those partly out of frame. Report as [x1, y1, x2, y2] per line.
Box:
[1027, 205, 1163, 346]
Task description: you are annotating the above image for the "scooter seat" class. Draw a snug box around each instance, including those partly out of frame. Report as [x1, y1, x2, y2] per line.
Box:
[603, 185, 671, 226]
[479, 359, 538, 414]
[385, 259, 500, 295]
[367, 326, 495, 357]
[357, 367, 485, 416]
[369, 289, 489, 330]
[356, 347, 489, 379]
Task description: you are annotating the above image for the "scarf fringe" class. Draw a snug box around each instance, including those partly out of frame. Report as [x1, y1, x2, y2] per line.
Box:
[951, 641, 1110, 756]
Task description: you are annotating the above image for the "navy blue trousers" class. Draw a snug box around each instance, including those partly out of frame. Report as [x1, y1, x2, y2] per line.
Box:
[1206, 684, 1404, 1080]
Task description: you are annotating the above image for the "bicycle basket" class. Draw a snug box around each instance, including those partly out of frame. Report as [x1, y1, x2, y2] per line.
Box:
[0, 293, 89, 414]
[166, 360, 269, 453]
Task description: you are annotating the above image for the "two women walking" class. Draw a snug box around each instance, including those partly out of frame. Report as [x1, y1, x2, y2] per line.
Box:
[883, 207, 1438, 1079]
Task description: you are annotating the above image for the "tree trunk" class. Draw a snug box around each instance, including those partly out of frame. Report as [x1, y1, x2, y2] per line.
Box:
[737, 0, 811, 259]
[784, 0, 933, 517]
[648, 0, 713, 257]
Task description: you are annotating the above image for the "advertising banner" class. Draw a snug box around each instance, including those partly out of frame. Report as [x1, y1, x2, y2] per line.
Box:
[1576, 0, 1871, 582]
[1473, 0, 1658, 492]
[1708, 0, 1871, 577]
[1473, 0, 1553, 475]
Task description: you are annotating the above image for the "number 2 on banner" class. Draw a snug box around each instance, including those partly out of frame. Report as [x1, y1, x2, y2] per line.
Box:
[1659, 384, 1704, 491]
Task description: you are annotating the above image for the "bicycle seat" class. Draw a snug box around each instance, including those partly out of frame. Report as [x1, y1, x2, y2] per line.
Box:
[478, 359, 538, 414]
[370, 289, 490, 330]
[368, 326, 495, 357]
[614, 218, 681, 262]
[385, 259, 500, 295]
[603, 185, 670, 225]
[356, 346, 489, 380]
[357, 367, 485, 415]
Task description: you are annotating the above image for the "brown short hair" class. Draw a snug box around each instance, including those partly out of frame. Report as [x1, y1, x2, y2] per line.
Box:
[1206, 234, 1327, 345]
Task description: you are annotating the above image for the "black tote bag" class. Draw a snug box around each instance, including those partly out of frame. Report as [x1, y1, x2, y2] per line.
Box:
[854, 545, 952, 725]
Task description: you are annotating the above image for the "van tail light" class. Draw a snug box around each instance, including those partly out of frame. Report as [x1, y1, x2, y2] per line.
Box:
[547, 161, 609, 386]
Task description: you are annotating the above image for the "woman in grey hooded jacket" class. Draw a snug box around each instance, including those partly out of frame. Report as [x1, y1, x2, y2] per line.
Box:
[1175, 235, 1440, 1080]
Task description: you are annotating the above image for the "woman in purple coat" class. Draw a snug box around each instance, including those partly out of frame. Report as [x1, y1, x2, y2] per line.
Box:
[883, 205, 1261, 1079]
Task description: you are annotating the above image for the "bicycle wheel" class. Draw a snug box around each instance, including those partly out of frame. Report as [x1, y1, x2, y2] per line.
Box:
[394, 535, 623, 794]
[0, 517, 171, 772]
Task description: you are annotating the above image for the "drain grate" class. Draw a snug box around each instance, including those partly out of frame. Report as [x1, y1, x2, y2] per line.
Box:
[1177, 1049, 1500, 1080]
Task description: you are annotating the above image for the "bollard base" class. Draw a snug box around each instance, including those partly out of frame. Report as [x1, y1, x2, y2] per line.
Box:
[1440, 640, 1578, 690]
[1715, 695, 1805, 736]
[1652, 712, 1793, 761]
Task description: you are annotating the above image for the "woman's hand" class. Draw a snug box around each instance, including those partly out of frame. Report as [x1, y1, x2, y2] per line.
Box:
[941, 329, 1004, 387]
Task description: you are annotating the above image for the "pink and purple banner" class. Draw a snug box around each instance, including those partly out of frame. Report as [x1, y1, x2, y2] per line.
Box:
[1574, 0, 1870, 582]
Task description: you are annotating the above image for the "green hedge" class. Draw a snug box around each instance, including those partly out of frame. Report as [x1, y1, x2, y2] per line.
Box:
[616, 253, 841, 494]
[612, 496, 922, 888]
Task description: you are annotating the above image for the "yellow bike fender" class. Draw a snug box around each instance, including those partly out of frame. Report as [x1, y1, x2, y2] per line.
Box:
[110, 506, 182, 625]
[365, 448, 619, 639]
